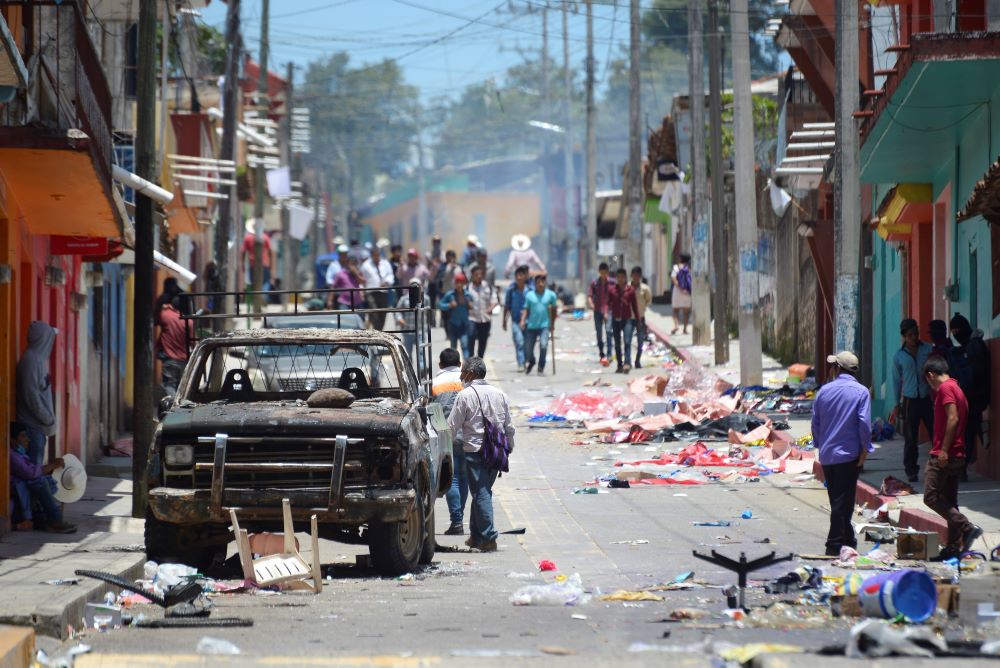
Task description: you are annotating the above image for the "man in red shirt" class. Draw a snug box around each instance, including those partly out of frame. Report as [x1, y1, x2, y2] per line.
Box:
[922, 355, 982, 558]
[157, 296, 192, 396]
[608, 268, 639, 374]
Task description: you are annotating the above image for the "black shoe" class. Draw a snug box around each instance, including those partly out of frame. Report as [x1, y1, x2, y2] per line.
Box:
[930, 549, 960, 562]
[444, 522, 464, 536]
[962, 525, 984, 553]
[537, 368, 545, 375]
[525, 361, 535, 374]
[634, 361, 642, 369]
[907, 473, 919, 483]
[615, 366, 624, 374]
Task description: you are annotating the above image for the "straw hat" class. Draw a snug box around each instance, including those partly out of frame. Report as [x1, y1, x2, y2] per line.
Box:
[52, 454, 88, 504]
[466, 234, 480, 245]
[511, 234, 531, 251]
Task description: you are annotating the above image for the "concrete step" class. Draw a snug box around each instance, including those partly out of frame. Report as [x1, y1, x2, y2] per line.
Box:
[0, 625, 34, 668]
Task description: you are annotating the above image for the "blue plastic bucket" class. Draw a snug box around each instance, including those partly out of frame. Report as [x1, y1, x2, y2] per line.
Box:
[857, 570, 938, 622]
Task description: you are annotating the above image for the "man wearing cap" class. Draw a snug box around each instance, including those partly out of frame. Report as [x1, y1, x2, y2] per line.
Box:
[468, 248, 497, 295]
[811, 351, 873, 556]
[325, 244, 349, 290]
[361, 242, 395, 330]
[397, 248, 431, 289]
[505, 235, 547, 278]
[439, 274, 473, 358]
[892, 318, 934, 482]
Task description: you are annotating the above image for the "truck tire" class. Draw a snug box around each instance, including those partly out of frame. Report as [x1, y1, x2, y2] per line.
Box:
[144, 507, 220, 572]
[368, 477, 425, 576]
[418, 473, 435, 565]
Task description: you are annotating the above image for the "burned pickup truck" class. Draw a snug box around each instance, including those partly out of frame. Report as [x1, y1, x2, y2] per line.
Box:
[145, 288, 451, 576]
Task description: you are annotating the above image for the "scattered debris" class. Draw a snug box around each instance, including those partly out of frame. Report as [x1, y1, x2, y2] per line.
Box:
[600, 591, 665, 602]
[196, 637, 242, 655]
[510, 573, 589, 606]
[538, 560, 558, 572]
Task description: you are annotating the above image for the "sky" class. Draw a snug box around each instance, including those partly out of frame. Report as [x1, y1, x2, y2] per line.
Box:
[201, 0, 634, 102]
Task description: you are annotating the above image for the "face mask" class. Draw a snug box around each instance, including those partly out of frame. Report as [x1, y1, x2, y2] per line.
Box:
[14, 442, 27, 454]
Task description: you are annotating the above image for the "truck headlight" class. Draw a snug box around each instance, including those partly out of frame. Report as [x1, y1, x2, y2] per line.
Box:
[164, 444, 194, 467]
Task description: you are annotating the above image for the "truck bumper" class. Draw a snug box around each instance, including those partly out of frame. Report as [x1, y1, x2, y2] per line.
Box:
[148, 486, 416, 525]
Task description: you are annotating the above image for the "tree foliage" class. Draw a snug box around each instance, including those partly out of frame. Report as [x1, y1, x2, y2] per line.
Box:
[299, 54, 418, 202]
[641, 0, 783, 78]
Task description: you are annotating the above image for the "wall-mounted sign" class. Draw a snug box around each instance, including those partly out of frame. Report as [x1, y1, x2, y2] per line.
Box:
[50, 236, 109, 255]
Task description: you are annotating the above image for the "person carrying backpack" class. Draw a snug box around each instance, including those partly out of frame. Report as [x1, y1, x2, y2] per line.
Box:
[446, 357, 515, 552]
[671, 253, 693, 335]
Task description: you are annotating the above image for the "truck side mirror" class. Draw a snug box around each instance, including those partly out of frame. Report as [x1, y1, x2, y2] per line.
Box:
[417, 405, 428, 425]
[158, 395, 174, 421]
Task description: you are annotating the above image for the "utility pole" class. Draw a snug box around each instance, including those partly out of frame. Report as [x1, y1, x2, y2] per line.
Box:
[730, 0, 762, 385]
[132, 0, 158, 517]
[214, 0, 240, 315]
[310, 168, 322, 288]
[252, 0, 270, 310]
[541, 5, 553, 270]
[562, 3, 576, 279]
[415, 104, 428, 238]
[627, 0, 642, 262]
[584, 0, 596, 283]
[834, 0, 861, 353]
[281, 61, 295, 298]
[707, 0, 729, 364]
[688, 0, 711, 346]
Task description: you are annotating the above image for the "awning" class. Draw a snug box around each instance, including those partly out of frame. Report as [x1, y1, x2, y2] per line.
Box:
[874, 183, 932, 241]
[957, 155, 1000, 224]
[164, 185, 205, 237]
[0, 134, 121, 237]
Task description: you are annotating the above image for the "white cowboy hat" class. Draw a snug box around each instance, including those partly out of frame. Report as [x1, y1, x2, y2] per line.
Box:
[511, 234, 531, 251]
[52, 454, 87, 504]
[466, 234, 480, 245]
[376, 237, 390, 249]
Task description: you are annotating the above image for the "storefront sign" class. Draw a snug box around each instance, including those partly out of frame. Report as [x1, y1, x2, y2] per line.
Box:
[50, 236, 109, 255]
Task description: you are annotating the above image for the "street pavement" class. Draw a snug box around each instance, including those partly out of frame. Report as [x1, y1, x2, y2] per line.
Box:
[12, 311, 994, 666]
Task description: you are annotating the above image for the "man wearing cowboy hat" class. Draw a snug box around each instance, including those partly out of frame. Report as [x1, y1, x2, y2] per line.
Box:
[461, 235, 480, 268]
[505, 234, 546, 278]
[9, 422, 79, 533]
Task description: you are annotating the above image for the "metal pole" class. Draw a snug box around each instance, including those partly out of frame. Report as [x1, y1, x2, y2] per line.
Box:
[416, 104, 428, 240]
[311, 168, 322, 288]
[627, 0, 643, 263]
[562, 4, 576, 279]
[541, 7, 553, 268]
[214, 0, 240, 316]
[252, 0, 270, 311]
[689, 0, 711, 346]
[158, 0, 170, 173]
[834, 0, 861, 353]
[132, 0, 158, 517]
[584, 0, 596, 285]
[281, 61, 295, 300]
[730, 0, 763, 385]
[708, 0, 729, 364]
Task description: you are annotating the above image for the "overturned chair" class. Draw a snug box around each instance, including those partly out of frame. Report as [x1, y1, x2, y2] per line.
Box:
[230, 498, 323, 593]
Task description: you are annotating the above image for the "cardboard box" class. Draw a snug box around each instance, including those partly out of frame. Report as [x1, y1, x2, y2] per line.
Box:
[615, 470, 659, 481]
[897, 531, 940, 560]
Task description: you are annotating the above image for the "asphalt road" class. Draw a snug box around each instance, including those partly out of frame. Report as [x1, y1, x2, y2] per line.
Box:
[65, 315, 877, 667]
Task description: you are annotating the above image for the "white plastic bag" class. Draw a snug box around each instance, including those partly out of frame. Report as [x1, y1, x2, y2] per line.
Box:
[509, 572, 589, 606]
[196, 637, 241, 655]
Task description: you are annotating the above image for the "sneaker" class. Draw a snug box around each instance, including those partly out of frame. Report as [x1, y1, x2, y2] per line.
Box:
[525, 361, 535, 374]
[599, 357, 609, 367]
[615, 366, 624, 374]
[444, 522, 464, 536]
[516, 364, 524, 372]
[537, 368, 545, 375]
[907, 473, 919, 483]
[623, 363, 632, 374]
[44, 521, 77, 534]
[962, 525, 984, 553]
[475, 540, 498, 553]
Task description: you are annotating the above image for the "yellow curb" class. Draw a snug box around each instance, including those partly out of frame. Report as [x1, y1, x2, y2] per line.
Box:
[0, 625, 34, 668]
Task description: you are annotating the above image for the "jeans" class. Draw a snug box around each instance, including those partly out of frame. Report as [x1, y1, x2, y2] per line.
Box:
[594, 312, 612, 358]
[11, 476, 62, 524]
[611, 319, 635, 368]
[445, 441, 468, 525]
[924, 458, 974, 551]
[448, 321, 472, 359]
[465, 450, 499, 543]
[471, 321, 491, 358]
[903, 396, 934, 476]
[25, 425, 48, 467]
[161, 358, 186, 397]
[510, 323, 526, 367]
[367, 291, 389, 330]
[523, 327, 549, 372]
[402, 334, 417, 366]
[822, 459, 861, 555]
[635, 319, 647, 365]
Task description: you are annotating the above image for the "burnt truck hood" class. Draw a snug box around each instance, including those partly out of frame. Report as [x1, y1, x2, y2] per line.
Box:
[160, 399, 410, 439]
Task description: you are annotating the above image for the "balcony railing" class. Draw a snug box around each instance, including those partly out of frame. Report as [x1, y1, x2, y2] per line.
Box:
[73, 4, 113, 194]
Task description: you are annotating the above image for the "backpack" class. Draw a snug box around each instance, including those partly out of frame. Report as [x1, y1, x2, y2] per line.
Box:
[676, 265, 692, 293]
[470, 385, 510, 474]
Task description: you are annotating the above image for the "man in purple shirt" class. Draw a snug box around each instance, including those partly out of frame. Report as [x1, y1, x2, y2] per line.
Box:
[9, 422, 76, 533]
[811, 351, 873, 556]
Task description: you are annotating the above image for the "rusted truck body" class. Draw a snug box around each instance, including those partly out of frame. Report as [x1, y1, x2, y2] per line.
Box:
[145, 302, 451, 576]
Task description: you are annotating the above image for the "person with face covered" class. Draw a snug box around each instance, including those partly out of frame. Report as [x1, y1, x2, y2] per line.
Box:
[16, 321, 58, 466]
[950, 313, 992, 477]
[892, 318, 934, 482]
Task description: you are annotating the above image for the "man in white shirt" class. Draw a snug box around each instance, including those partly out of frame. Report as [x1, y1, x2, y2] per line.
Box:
[324, 244, 348, 291]
[446, 357, 515, 551]
[360, 244, 395, 330]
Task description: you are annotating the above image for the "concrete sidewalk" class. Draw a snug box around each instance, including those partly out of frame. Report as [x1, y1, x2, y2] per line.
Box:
[0, 477, 146, 639]
[642, 308, 1000, 551]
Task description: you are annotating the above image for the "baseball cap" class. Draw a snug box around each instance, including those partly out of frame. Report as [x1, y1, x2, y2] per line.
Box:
[454, 273, 467, 283]
[407, 248, 419, 257]
[826, 350, 859, 372]
[899, 318, 918, 335]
